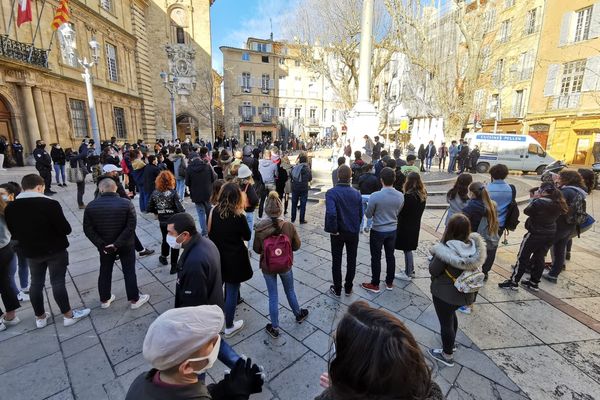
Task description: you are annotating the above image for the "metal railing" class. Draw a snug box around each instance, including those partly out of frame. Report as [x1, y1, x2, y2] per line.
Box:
[0, 36, 48, 68]
[547, 93, 581, 111]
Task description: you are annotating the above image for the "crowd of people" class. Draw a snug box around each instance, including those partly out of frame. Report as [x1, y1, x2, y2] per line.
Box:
[0, 133, 595, 399]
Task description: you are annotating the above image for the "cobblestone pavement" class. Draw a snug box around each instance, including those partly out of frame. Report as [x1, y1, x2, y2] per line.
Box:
[0, 166, 599, 400]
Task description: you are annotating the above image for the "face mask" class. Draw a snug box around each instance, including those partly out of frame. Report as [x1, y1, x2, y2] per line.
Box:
[1, 195, 8, 201]
[187, 336, 221, 374]
[166, 233, 183, 249]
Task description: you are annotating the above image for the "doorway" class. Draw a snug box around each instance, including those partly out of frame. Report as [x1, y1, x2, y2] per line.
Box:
[0, 96, 13, 143]
[261, 131, 272, 142]
[573, 137, 591, 165]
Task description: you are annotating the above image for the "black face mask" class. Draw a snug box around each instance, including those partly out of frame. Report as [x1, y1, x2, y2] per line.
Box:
[37, 143, 46, 149]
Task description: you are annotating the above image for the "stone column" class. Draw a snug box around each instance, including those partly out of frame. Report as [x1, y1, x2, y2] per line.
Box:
[19, 85, 41, 152]
[357, 0, 374, 104]
[32, 87, 51, 145]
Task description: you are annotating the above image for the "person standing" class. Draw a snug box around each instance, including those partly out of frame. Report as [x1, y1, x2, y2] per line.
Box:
[425, 141, 436, 172]
[147, 171, 185, 274]
[428, 214, 486, 367]
[0, 137, 6, 170]
[438, 142, 448, 171]
[281, 155, 293, 215]
[32, 140, 55, 195]
[448, 140, 459, 173]
[186, 147, 217, 236]
[290, 153, 312, 224]
[417, 144, 426, 172]
[372, 136, 384, 161]
[468, 145, 480, 173]
[457, 140, 470, 174]
[0, 196, 21, 331]
[394, 172, 428, 281]
[5, 174, 90, 328]
[83, 178, 150, 310]
[11, 139, 24, 167]
[332, 157, 346, 186]
[208, 183, 252, 338]
[401, 154, 420, 175]
[350, 151, 366, 189]
[445, 173, 473, 224]
[130, 151, 148, 211]
[234, 164, 259, 249]
[171, 148, 187, 201]
[253, 192, 308, 338]
[65, 148, 89, 209]
[258, 150, 278, 218]
[343, 140, 352, 160]
[361, 168, 405, 293]
[142, 155, 160, 211]
[50, 143, 67, 187]
[325, 165, 363, 297]
[358, 164, 381, 233]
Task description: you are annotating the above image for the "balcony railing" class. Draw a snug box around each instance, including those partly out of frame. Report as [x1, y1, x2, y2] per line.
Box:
[261, 114, 273, 123]
[308, 118, 318, 126]
[0, 35, 48, 68]
[547, 93, 581, 111]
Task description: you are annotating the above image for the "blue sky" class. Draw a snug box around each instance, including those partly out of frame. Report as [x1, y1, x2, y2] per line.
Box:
[210, 0, 297, 73]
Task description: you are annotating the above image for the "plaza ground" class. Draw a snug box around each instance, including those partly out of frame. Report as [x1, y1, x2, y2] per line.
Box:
[0, 164, 599, 400]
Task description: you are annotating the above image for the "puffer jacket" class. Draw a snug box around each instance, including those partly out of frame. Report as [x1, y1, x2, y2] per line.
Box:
[146, 189, 185, 224]
[130, 159, 146, 190]
[523, 197, 563, 236]
[429, 233, 486, 306]
[315, 381, 444, 400]
[253, 218, 301, 271]
[83, 192, 136, 249]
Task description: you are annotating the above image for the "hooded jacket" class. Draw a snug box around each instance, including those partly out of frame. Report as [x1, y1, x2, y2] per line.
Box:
[557, 185, 588, 233]
[186, 158, 216, 203]
[258, 159, 278, 185]
[291, 163, 312, 192]
[253, 218, 301, 271]
[429, 233, 486, 306]
[524, 197, 563, 236]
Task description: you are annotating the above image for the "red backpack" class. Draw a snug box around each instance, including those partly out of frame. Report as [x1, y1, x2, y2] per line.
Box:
[263, 219, 293, 274]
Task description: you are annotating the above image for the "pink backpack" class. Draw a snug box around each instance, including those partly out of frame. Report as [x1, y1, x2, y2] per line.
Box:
[263, 220, 293, 274]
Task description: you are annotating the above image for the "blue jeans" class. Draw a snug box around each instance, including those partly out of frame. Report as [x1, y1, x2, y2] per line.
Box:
[426, 157, 434, 170]
[195, 201, 211, 236]
[403, 250, 414, 275]
[7, 253, 19, 296]
[369, 230, 397, 286]
[218, 339, 240, 369]
[291, 190, 308, 222]
[246, 211, 255, 249]
[224, 282, 240, 328]
[361, 195, 373, 230]
[139, 191, 149, 212]
[14, 247, 28, 289]
[448, 156, 456, 173]
[54, 164, 66, 184]
[176, 178, 186, 201]
[263, 270, 301, 328]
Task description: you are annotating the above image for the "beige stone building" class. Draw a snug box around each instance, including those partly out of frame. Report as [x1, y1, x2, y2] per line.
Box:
[221, 37, 346, 145]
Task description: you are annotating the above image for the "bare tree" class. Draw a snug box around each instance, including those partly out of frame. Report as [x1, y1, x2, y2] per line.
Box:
[188, 66, 220, 142]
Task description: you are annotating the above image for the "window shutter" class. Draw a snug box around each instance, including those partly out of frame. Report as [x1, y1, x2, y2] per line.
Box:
[511, 92, 518, 117]
[269, 78, 274, 89]
[544, 64, 560, 97]
[582, 56, 600, 91]
[238, 75, 243, 87]
[252, 106, 256, 116]
[238, 106, 242, 115]
[589, 3, 600, 39]
[507, 19, 512, 39]
[559, 12, 572, 46]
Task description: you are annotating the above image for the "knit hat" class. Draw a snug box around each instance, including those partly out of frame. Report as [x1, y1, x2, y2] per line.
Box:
[264, 191, 283, 217]
[238, 164, 252, 179]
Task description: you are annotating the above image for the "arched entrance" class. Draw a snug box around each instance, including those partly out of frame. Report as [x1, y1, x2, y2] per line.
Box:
[0, 96, 14, 143]
[176, 114, 198, 140]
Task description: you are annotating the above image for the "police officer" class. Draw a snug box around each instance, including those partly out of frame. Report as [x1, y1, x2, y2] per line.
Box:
[33, 140, 55, 195]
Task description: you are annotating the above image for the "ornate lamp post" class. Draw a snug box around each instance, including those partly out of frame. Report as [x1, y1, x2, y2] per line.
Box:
[160, 71, 179, 142]
[58, 24, 102, 155]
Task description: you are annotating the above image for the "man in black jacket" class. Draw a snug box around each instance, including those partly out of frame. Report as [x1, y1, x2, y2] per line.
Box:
[185, 147, 216, 236]
[83, 178, 150, 310]
[33, 140, 55, 195]
[457, 140, 470, 174]
[290, 154, 312, 224]
[5, 174, 90, 328]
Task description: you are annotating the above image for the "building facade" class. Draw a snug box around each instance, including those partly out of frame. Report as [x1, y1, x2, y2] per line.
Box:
[526, 0, 600, 165]
[221, 37, 346, 145]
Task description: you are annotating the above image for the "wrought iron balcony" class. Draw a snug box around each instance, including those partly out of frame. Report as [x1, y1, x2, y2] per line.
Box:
[0, 35, 48, 68]
[547, 93, 581, 111]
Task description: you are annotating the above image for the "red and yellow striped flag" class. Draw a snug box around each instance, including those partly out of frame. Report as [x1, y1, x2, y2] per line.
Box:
[51, 0, 70, 31]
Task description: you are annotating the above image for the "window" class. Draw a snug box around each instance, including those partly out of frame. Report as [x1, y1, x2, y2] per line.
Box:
[294, 107, 301, 118]
[481, 46, 491, 71]
[241, 101, 253, 122]
[528, 144, 544, 155]
[262, 56, 269, 63]
[257, 43, 268, 52]
[279, 58, 285, 65]
[519, 51, 534, 80]
[278, 76, 287, 96]
[525, 8, 538, 35]
[100, 0, 112, 12]
[261, 74, 270, 93]
[176, 27, 185, 44]
[69, 99, 89, 138]
[484, 9, 496, 32]
[489, 94, 500, 119]
[574, 7, 592, 42]
[493, 58, 504, 86]
[332, 109, 337, 123]
[294, 76, 302, 96]
[499, 19, 511, 42]
[241, 72, 251, 92]
[261, 103, 271, 122]
[560, 60, 586, 95]
[504, 0, 515, 8]
[295, 60, 301, 67]
[309, 108, 316, 119]
[242, 52, 249, 61]
[512, 90, 524, 117]
[278, 107, 286, 118]
[473, 89, 485, 111]
[113, 107, 127, 138]
[105, 43, 119, 82]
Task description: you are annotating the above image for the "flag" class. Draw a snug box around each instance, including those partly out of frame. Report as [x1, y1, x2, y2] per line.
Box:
[51, 0, 70, 31]
[16, 0, 32, 27]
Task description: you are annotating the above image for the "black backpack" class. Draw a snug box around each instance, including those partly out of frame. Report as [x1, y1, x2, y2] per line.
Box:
[504, 184, 520, 231]
[565, 190, 588, 236]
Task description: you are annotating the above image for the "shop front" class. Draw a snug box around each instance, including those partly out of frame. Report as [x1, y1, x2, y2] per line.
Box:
[543, 117, 600, 166]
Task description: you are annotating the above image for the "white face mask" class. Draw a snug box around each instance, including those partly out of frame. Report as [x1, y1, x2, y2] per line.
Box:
[187, 336, 221, 374]
[166, 233, 183, 249]
[1, 195, 8, 201]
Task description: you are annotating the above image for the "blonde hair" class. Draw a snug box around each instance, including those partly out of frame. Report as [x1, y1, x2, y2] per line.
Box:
[216, 182, 245, 219]
[469, 182, 499, 235]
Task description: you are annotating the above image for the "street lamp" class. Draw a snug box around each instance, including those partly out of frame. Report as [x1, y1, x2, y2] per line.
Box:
[58, 24, 102, 155]
[160, 71, 179, 142]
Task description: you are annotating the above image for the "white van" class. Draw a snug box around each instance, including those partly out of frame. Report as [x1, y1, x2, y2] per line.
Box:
[464, 133, 555, 175]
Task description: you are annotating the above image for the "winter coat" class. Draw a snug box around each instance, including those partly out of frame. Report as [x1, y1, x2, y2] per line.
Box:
[446, 194, 468, 223]
[524, 197, 563, 236]
[83, 192, 136, 249]
[556, 185, 588, 234]
[325, 183, 363, 234]
[240, 181, 259, 212]
[130, 159, 146, 190]
[146, 189, 185, 224]
[425, 144, 436, 159]
[50, 147, 66, 165]
[33, 147, 52, 171]
[258, 159, 278, 185]
[438, 146, 448, 158]
[418, 146, 426, 161]
[143, 164, 161, 194]
[186, 158, 217, 204]
[458, 145, 470, 160]
[275, 164, 288, 195]
[448, 145, 459, 158]
[291, 163, 312, 192]
[315, 381, 444, 400]
[171, 154, 186, 180]
[372, 142, 384, 159]
[242, 155, 261, 183]
[461, 198, 486, 233]
[350, 159, 365, 186]
[253, 218, 301, 271]
[429, 233, 486, 306]
[358, 173, 381, 195]
[395, 191, 426, 251]
[281, 160, 293, 194]
[208, 210, 252, 283]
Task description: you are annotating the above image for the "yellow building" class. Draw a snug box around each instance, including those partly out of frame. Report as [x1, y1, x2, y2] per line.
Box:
[526, 0, 600, 165]
[474, 0, 544, 137]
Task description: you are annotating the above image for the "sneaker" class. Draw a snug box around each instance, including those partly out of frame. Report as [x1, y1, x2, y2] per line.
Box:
[344, 287, 353, 296]
[498, 280, 519, 290]
[17, 291, 29, 302]
[299, 220, 308, 224]
[101, 294, 116, 309]
[265, 323, 280, 338]
[158, 256, 168, 266]
[3, 316, 20, 326]
[44, 191, 54, 196]
[408, 272, 416, 278]
[544, 262, 552, 270]
[35, 312, 51, 329]
[64, 308, 91, 327]
[329, 285, 341, 297]
[483, 273, 489, 282]
[0, 321, 5, 331]
[224, 320, 244, 338]
[131, 294, 150, 310]
[385, 283, 393, 291]
[295, 308, 309, 323]
[457, 305, 472, 315]
[429, 348, 455, 367]
[361, 282, 380, 294]
[170, 265, 178, 275]
[364, 227, 371, 234]
[521, 280, 540, 292]
[395, 272, 412, 281]
[543, 273, 558, 283]
[566, 251, 571, 261]
[138, 248, 155, 257]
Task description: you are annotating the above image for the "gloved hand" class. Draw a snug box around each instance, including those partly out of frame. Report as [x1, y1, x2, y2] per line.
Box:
[222, 357, 264, 397]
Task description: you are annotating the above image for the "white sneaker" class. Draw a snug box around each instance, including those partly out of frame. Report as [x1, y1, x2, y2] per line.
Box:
[224, 320, 244, 338]
[0, 321, 5, 331]
[64, 308, 91, 327]
[3, 316, 21, 326]
[17, 291, 29, 302]
[101, 294, 116, 309]
[130, 294, 150, 310]
[395, 272, 412, 281]
[36, 312, 51, 329]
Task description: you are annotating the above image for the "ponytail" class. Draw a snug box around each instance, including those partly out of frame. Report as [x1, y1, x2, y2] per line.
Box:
[550, 188, 569, 215]
[469, 182, 499, 235]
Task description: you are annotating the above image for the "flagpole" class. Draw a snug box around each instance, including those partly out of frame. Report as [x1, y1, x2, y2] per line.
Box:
[28, 0, 47, 62]
[5, 0, 18, 36]
[47, 29, 56, 51]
